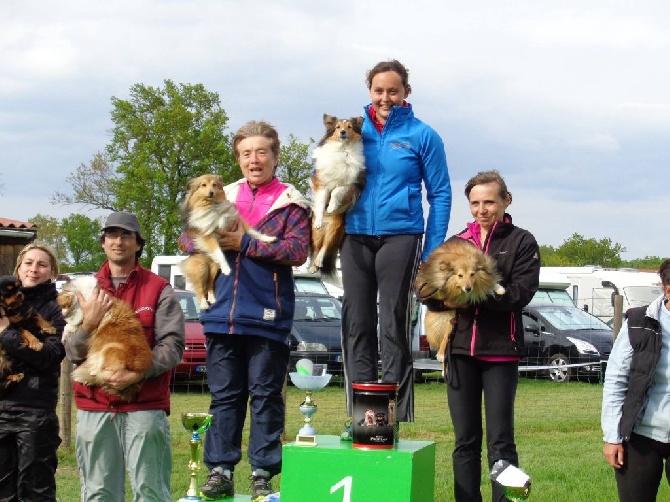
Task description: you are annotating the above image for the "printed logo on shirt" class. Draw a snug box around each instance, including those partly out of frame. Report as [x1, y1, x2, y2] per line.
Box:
[390, 142, 411, 150]
[263, 308, 276, 321]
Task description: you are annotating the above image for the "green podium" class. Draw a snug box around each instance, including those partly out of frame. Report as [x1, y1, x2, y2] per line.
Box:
[281, 435, 435, 501]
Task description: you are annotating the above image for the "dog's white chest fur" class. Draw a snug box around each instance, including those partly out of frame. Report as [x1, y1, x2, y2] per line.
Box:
[312, 141, 365, 189]
[188, 202, 236, 234]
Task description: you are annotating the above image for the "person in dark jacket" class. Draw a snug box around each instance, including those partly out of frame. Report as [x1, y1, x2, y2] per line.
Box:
[439, 170, 540, 502]
[63, 212, 185, 501]
[0, 242, 65, 502]
[178, 121, 310, 501]
[602, 259, 670, 502]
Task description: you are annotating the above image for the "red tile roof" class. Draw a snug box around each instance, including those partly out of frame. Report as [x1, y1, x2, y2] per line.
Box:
[0, 218, 37, 231]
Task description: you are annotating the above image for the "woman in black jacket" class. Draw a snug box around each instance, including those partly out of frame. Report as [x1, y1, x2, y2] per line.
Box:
[443, 171, 540, 502]
[0, 243, 65, 502]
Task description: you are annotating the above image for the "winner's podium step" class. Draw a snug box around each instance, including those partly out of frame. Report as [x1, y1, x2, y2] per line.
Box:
[281, 435, 435, 501]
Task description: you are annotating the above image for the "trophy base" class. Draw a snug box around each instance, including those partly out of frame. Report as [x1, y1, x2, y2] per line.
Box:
[295, 433, 318, 446]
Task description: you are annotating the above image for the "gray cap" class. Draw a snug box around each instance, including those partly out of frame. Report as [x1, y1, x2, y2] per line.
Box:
[103, 212, 143, 241]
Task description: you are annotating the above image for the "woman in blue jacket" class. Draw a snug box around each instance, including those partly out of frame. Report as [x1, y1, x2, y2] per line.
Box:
[341, 59, 452, 424]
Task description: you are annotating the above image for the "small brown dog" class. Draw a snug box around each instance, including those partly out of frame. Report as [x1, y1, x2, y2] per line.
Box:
[308, 114, 365, 278]
[180, 174, 276, 309]
[57, 275, 153, 400]
[414, 237, 505, 363]
[0, 275, 56, 394]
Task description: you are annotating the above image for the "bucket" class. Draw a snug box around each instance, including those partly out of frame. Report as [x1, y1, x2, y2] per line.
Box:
[352, 381, 398, 449]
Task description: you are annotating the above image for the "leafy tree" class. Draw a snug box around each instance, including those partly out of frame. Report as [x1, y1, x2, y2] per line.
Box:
[107, 80, 236, 262]
[60, 214, 106, 272]
[622, 256, 665, 271]
[553, 233, 626, 268]
[30, 214, 68, 266]
[51, 152, 119, 210]
[277, 134, 314, 197]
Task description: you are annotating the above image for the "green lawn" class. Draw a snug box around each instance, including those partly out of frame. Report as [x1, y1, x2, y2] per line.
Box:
[54, 378, 670, 501]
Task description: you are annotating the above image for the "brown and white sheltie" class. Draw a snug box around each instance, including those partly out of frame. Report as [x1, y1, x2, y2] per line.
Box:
[57, 275, 153, 401]
[413, 237, 506, 364]
[308, 114, 365, 278]
[180, 174, 276, 309]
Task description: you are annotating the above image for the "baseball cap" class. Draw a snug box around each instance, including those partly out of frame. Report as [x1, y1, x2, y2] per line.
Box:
[102, 212, 144, 241]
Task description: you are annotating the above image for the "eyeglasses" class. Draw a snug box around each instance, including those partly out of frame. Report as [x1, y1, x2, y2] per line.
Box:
[104, 230, 136, 241]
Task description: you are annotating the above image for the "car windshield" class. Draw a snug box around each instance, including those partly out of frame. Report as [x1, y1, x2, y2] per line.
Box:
[176, 291, 201, 321]
[535, 305, 610, 331]
[294, 296, 342, 321]
[294, 275, 330, 295]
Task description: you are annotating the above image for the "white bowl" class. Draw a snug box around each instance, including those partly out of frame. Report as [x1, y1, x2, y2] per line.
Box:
[289, 372, 332, 390]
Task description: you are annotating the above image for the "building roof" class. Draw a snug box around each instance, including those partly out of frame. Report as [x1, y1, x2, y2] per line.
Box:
[0, 218, 37, 231]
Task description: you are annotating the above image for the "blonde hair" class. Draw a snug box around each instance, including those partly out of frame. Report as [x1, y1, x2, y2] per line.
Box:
[14, 241, 60, 279]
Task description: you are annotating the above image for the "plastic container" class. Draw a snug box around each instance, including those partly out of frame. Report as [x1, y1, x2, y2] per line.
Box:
[351, 381, 398, 449]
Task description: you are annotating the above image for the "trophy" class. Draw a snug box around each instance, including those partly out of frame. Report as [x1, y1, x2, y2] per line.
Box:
[489, 459, 531, 501]
[179, 412, 213, 502]
[289, 358, 332, 446]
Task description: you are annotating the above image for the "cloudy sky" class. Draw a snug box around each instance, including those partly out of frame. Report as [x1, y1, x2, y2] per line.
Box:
[1, 0, 668, 259]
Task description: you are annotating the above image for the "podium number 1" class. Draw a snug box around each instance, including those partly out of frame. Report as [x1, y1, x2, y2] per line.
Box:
[330, 476, 352, 501]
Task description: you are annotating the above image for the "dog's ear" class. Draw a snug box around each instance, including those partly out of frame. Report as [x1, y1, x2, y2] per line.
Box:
[323, 114, 337, 129]
[350, 116, 364, 134]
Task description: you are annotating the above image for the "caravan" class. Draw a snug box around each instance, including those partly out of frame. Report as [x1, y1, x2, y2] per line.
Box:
[541, 266, 663, 324]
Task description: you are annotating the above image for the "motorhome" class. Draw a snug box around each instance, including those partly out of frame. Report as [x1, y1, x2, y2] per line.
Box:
[541, 266, 663, 323]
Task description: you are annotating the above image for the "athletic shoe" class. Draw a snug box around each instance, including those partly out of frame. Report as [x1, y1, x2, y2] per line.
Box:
[250, 472, 273, 501]
[200, 467, 234, 499]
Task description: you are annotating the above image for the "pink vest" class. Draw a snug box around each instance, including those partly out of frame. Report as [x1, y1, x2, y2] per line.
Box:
[235, 177, 288, 226]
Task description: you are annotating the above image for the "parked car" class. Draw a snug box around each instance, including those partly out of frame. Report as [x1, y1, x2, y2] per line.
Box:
[172, 289, 207, 380]
[520, 304, 613, 383]
[288, 293, 343, 375]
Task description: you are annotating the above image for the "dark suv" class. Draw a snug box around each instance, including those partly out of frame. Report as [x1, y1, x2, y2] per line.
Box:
[521, 304, 613, 383]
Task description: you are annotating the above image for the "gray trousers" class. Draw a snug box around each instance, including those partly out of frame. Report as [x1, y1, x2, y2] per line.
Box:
[75, 409, 173, 502]
[340, 233, 422, 422]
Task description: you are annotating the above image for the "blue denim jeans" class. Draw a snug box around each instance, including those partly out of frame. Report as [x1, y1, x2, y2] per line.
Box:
[203, 333, 289, 476]
[75, 409, 172, 501]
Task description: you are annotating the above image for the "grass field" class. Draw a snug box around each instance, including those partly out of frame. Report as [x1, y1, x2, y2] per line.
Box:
[54, 377, 670, 501]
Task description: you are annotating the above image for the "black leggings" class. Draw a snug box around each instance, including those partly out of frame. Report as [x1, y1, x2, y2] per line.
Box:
[615, 433, 670, 502]
[446, 355, 519, 502]
[340, 233, 422, 422]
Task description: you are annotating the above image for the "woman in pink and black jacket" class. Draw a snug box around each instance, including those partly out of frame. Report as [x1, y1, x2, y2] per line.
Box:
[440, 170, 540, 502]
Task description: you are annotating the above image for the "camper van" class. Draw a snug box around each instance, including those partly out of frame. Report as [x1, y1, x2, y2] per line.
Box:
[541, 266, 663, 324]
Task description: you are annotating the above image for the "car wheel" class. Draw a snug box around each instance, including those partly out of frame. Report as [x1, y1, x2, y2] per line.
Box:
[547, 353, 571, 383]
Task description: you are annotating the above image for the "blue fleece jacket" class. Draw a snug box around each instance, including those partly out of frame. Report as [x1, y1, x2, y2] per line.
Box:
[345, 103, 451, 261]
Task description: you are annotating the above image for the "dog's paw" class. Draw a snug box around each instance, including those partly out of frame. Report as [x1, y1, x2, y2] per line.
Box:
[313, 220, 323, 229]
[199, 299, 210, 310]
[436, 352, 445, 363]
[494, 284, 506, 295]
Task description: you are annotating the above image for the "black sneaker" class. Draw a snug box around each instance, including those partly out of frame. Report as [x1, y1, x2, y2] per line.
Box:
[200, 468, 234, 500]
[250, 473, 273, 501]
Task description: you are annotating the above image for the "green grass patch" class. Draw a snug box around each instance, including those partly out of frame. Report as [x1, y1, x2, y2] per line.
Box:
[54, 378, 670, 501]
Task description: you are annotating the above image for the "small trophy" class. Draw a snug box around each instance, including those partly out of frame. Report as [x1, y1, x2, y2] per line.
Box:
[179, 412, 213, 502]
[289, 359, 332, 446]
[489, 459, 531, 501]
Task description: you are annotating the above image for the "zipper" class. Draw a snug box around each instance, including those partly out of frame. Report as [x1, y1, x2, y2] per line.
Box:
[228, 253, 241, 334]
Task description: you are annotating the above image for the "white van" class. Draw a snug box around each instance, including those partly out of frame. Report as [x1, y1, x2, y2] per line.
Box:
[541, 266, 663, 324]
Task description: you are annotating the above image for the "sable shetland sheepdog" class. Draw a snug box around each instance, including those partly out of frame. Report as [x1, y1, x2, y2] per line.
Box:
[57, 275, 153, 401]
[414, 237, 506, 364]
[308, 114, 365, 278]
[180, 174, 276, 310]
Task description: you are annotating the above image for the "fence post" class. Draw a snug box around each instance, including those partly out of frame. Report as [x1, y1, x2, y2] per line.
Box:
[611, 294, 624, 341]
[59, 359, 73, 449]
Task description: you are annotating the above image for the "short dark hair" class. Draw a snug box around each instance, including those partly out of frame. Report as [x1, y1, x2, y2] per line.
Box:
[366, 59, 410, 90]
[659, 259, 670, 288]
[464, 170, 512, 204]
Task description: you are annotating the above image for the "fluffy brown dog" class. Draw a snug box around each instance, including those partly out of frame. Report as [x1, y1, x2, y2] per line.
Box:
[308, 114, 365, 278]
[57, 275, 153, 401]
[414, 237, 505, 363]
[0, 275, 55, 394]
[180, 174, 276, 310]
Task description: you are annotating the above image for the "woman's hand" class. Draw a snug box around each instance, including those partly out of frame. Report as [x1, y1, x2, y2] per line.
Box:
[216, 220, 244, 251]
[603, 442, 625, 468]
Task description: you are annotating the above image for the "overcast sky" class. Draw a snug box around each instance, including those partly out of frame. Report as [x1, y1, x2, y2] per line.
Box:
[1, 0, 668, 259]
